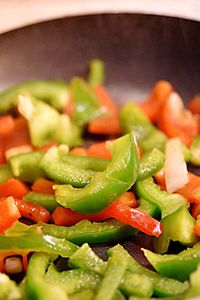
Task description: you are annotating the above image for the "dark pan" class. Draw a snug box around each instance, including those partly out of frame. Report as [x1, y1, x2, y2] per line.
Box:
[0, 13, 200, 264]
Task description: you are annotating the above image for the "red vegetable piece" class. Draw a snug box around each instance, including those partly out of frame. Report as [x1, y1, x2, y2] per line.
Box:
[87, 141, 112, 160]
[31, 178, 55, 194]
[0, 197, 21, 234]
[0, 178, 29, 198]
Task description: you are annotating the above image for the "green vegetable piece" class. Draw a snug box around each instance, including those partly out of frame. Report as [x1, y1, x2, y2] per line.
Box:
[138, 198, 160, 219]
[69, 289, 95, 300]
[69, 243, 153, 298]
[23, 192, 58, 213]
[0, 165, 13, 184]
[190, 135, 200, 166]
[119, 102, 167, 152]
[153, 206, 198, 254]
[119, 102, 154, 141]
[108, 245, 189, 297]
[9, 151, 44, 182]
[94, 251, 127, 300]
[70, 77, 100, 126]
[45, 264, 101, 295]
[68, 243, 107, 274]
[185, 264, 200, 298]
[0, 272, 22, 300]
[143, 242, 200, 282]
[0, 231, 78, 257]
[139, 129, 167, 153]
[55, 133, 139, 213]
[26, 252, 68, 300]
[40, 146, 96, 187]
[120, 271, 153, 298]
[88, 59, 105, 86]
[62, 154, 110, 171]
[135, 177, 185, 218]
[137, 148, 165, 181]
[0, 80, 68, 113]
[41, 219, 137, 245]
[54, 114, 83, 147]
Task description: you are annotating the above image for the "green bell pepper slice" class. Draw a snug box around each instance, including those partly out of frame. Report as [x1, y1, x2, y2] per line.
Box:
[137, 148, 165, 181]
[41, 219, 137, 245]
[23, 192, 58, 213]
[94, 251, 128, 300]
[26, 252, 68, 300]
[54, 132, 139, 213]
[45, 264, 101, 295]
[0, 164, 13, 184]
[0, 80, 68, 113]
[190, 135, 200, 166]
[119, 102, 167, 152]
[70, 77, 100, 126]
[135, 177, 186, 218]
[40, 146, 96, 187]
[0, 230, 78, 257]
[138, 198, 160, 219]
[88, 59, 105, 86]
[143, 242, 200, 282]
[108, 245, 189, 297]
[9, 151, 45, 182]
[153, 206, 198, 254]
[69, 289, 95, 300]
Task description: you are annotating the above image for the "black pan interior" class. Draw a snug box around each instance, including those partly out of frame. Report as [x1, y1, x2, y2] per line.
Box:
[0, 13, 200, 263]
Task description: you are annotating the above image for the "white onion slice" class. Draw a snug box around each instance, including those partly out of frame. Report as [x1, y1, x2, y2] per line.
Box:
[164, 138, 189, 193]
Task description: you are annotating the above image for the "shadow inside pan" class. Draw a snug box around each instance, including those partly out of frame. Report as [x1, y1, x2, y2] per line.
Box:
[0, 13, 200, 263]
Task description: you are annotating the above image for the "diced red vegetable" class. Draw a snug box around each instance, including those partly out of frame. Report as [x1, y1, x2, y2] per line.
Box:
[0, 197, 21, 234]
[176, 172, 200, 203]
[31, 178, 55, 194]
[87, 141, 112, 159]
[0, 178, 29, 198]
[158, 92, 199, 147]
[14, 198, 50, 223]
[70, 147, 87, 156]
[139, 81, 173, 122]
[88, 85, 121, 135]
[0, 115, 15, 137]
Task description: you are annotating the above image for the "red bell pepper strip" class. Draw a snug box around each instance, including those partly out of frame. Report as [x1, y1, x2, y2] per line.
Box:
[70, 147, 87, 156]
[0, 178, 29, 198]
[14, 198, 50, 223]
[139, 81, 173, 122]
[0, 196, 21, 234]
[87, 141, 112, 159]
[158, 92, 199, 147]
[103, 200, 162, 237]
[31, 178, 55, 194]
[88, 85, 121, 135]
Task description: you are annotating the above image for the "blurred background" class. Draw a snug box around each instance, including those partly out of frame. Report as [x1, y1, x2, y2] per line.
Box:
[0, 0, 200, 34]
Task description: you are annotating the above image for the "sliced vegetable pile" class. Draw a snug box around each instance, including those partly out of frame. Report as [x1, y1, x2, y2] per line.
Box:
[0, 59, 200, 299]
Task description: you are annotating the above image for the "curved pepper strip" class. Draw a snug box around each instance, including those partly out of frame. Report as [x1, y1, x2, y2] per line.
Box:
[0, 80, 68, 113]
[26, 252, 68, 300]
[40, 146, 97, 187]
[153, 206, 198, 254]
[54, 133, 139, 213]
[41, 219, 137, 245]
[143, 243, 200, 282]
[135, 177, 186, 218]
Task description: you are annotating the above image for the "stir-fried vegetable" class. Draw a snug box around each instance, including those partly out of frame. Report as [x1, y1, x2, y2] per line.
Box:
[0, 60, 200, 299]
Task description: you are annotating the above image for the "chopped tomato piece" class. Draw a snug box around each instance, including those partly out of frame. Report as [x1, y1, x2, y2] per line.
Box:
[70, 147, 87, 156]
[176, 173, 200, 203]
[14, 198, 50, 223]
[31, 178, 55, 194]
[87, 141, 112, 159]
[88, 85, 121, 135]
[139, 81, 173, 122]
[158, 92, 199, 146]
[0, 197, 21, 234]
[0, 178, 29, 198]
